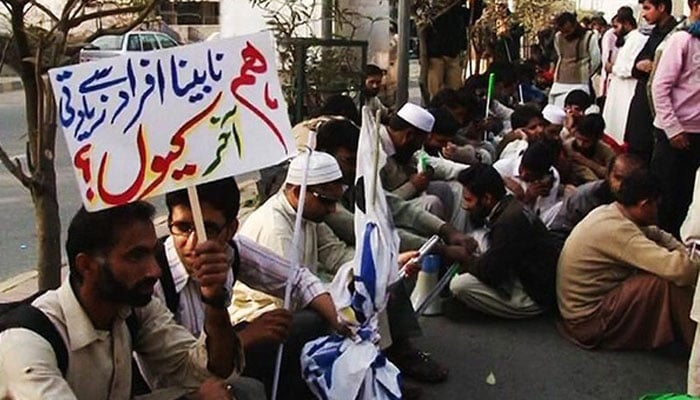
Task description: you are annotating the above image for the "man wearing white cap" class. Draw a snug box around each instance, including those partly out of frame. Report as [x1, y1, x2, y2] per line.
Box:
[237, 150, 449, 393]
[381, 104, 469, 228]
[235, 151, 353, 302]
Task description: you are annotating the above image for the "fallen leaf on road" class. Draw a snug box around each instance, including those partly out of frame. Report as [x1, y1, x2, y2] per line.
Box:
[486, 372, 496, 385]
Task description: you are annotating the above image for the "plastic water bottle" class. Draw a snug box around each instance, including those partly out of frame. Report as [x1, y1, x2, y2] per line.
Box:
[410, 254, 442, 316]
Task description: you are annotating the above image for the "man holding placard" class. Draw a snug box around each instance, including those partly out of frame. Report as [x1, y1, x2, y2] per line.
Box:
[160, 177, 342, 399]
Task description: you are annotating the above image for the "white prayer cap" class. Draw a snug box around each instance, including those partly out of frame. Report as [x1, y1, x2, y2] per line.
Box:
[285, 151, 343, 186]
[397, 102, 435, 133]
[585, 105, 601, 115]
[542, 104, 566, 125]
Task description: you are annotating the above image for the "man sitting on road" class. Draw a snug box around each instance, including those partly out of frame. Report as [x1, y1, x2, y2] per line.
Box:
[0, 202, 242, 399]
[563, 113, 616, 185]
[558, 170, 698, 350]
[494, 141, 564, 227]
[450, 164, 561, 318]
[549, 153, 644, 242]
[159, 177, 343, 399]
[236, 151, 450, 392]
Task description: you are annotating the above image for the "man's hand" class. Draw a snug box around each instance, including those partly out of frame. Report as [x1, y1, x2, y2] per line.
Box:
[504, 177, 525, 199]
[409, 172, 431, 192]
[195, 378, 234, 400]
[398, 250, 421, 278]
[512, 128, 529, 141]
[442, 142, 459, 160]
[523, 180, 551, 204]
[439, 224, 477, 252]
[605, 62, 613, 74]
[193, 241, 231, 301]
[238, 309, 293, 349]
[670, 133, 691, 150]
[636, 59, 653, 73]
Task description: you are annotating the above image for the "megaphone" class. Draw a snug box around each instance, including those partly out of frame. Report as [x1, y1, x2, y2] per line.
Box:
[410, 254, 442, 316]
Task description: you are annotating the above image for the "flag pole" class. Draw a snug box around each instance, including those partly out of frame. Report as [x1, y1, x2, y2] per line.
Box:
[484, 72, 496, 141]
[271, 132, 316, 400]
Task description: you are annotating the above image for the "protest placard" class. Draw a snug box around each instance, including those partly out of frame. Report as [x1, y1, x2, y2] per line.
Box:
[49, 32, 296, 211]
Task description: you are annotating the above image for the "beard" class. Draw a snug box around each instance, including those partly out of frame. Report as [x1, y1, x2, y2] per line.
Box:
[364, 87, 379, 98]
[98, 261, 157, 307]
[468, 204, 490, 228]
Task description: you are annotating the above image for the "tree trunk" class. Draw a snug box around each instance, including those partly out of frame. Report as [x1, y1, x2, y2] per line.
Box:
[32, 164, 62, 290]
[17, 44, 63, 290]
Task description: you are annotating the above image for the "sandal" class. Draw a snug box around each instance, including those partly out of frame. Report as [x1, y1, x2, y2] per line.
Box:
[388, 347, 449, 384]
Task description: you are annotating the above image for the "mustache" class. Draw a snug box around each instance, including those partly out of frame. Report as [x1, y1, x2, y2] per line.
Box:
[133, 277, 158, 291]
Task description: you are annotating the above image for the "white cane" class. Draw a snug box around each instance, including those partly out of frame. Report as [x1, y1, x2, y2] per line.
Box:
[271, 132, 316, 400]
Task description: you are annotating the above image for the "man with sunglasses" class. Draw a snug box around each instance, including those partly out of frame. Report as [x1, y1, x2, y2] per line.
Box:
[160, 177, 344, 400]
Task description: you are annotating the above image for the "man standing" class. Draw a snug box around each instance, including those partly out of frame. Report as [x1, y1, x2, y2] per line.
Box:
[625, 0, 677, 163]
[603, 8, 646, 144]
[423, 0, 470, 99]
[450, 164, 561, 318]
[557, 170, 698, 350]
[651, 0, 700, 237]
[364, 64, 389, 117]
[549, 12, 601, 108]
[0, 202, 239, 399]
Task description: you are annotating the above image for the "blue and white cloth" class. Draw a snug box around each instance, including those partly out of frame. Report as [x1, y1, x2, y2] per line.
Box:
[301, 107, 402, 400]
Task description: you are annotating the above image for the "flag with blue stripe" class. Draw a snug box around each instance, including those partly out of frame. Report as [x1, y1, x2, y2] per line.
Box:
[301, 107, 402, 399]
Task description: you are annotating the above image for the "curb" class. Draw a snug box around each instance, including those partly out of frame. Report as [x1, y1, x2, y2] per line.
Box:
[0, 79, 22, 94]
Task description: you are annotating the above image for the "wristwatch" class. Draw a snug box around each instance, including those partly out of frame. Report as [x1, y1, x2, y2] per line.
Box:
[201, 287, 231, 309]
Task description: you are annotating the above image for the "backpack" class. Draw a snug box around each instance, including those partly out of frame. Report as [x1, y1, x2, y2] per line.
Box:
[0, 290, 142, 391]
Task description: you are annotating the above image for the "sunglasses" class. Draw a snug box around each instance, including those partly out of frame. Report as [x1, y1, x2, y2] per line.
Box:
[309, 190, 342, 206]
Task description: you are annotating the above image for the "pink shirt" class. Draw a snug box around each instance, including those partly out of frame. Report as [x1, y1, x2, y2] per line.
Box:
[652, 31, 700, 138]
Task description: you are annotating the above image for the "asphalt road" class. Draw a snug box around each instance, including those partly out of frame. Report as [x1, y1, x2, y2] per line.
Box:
[0, 90, 83, 281]
[0, 90, 165, 281]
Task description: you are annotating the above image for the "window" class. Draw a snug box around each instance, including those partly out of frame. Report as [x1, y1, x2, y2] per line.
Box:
[126, 34, 142, 51]
[91, 35, 124, 51]
[140, 34, 159, 51]
[157, 34, 178, 49]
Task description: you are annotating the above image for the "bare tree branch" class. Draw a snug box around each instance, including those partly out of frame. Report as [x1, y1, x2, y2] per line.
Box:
[68, 2, 155, 29]
[0, 33, 13, 75]
[27, 0, 60, 23]
[59, 0, 81, 21]
[80, 0, 159, 45]
[0, 141, 32, 188]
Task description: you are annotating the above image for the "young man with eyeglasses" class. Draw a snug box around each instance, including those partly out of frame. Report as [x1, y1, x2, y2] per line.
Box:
[160, 177, 344, 400]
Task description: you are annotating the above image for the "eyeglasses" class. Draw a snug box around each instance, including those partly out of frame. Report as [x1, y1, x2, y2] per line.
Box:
[169, 221, 225, 239]
[309, 191, 342, 206]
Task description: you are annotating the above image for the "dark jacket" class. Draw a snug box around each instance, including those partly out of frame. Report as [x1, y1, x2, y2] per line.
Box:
[631, 17, 678, 82]
[468, 195, 560, 309]
[425, 3, 470, 58]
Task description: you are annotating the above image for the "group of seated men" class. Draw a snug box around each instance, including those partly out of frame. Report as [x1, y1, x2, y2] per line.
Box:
[1, 67, 699, 400]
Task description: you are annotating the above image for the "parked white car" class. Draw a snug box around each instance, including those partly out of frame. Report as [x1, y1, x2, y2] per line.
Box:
[79, 31, 179, 63]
